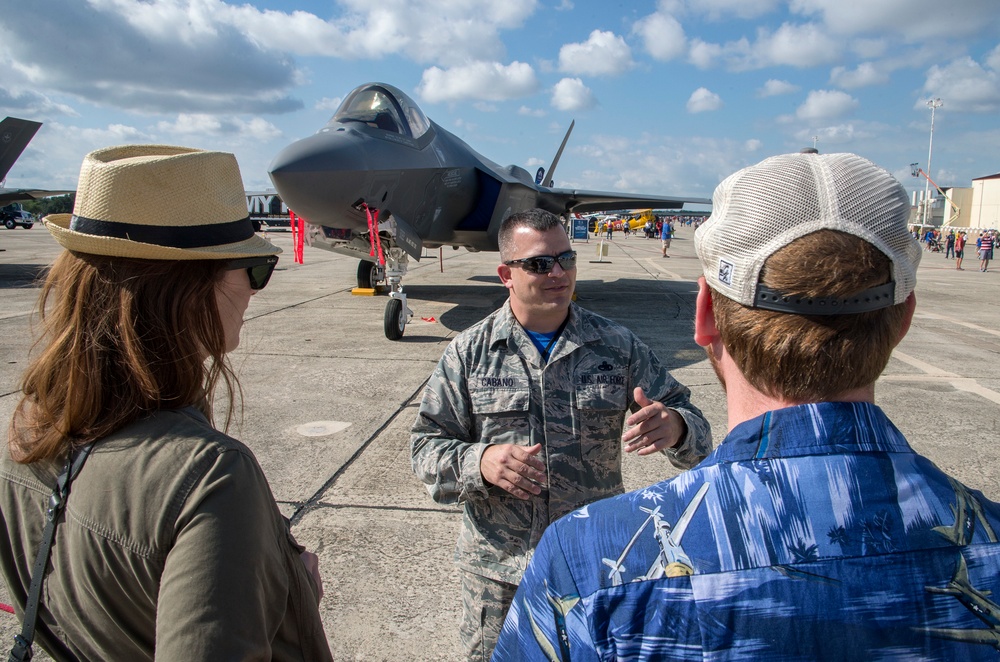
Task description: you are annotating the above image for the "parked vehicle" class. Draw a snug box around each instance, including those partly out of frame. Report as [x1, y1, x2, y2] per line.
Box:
[1, 203, 34, 229]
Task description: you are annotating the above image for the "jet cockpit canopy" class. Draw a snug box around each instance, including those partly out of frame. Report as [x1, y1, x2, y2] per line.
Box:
[331, 83, 430, 140]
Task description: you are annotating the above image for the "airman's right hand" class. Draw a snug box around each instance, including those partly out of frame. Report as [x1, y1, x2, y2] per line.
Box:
[480, 443, 547, 500]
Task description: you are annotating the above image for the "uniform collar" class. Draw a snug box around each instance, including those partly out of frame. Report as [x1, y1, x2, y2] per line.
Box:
[489, 301, 603, 357]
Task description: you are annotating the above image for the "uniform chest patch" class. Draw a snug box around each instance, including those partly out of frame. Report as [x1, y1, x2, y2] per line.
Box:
[576, 373, 626, 386]
[473, 376, 522, 389]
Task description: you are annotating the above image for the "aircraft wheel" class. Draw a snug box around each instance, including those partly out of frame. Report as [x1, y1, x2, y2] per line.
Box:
[384, 298, 405, 340]
[357, 260, 379, 289]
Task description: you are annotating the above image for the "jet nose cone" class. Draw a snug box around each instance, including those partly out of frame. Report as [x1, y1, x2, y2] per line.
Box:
[268, 128, 368, 228]
[268, 127, 366, 176]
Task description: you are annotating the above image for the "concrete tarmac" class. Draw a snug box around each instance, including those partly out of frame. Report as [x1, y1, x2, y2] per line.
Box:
[0, 226, 998, 660]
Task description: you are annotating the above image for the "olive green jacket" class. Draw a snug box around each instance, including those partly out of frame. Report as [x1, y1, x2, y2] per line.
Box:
[0, 408, 332, 661]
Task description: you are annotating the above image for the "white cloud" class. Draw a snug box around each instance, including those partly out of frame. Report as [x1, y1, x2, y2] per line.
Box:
[551, 78, 597, 112]
[3, 0, 303, 114]
[792, 123, 871, 146]
[518, 106, 546, 117]
[687, 88, 723, 113]
[558, 30, 633, 76]
[850, 38, 888, 59]
[0, 87, 77, 116]
[758, 79, 799, 97]
[690, 0, 782, 20]
[155, 114, 282, 142]
[744, 138, 763, 152]
[688, 39, 724, 69]
[0, 0, 543, 114]
[988, 44, 1000, 72]
[566, 132, 739, 198]
[921, 56, 1000, 112]
[633, 12, 686, 62]
[417, 61, 539, 103]
[749, 22, 841, 68]
[229, 0, 539, 65]
[790, 0, 1000, 40]
[796, 89, 859, 121]
[688, 23, 840, 71]
[830, 62, 889, 89]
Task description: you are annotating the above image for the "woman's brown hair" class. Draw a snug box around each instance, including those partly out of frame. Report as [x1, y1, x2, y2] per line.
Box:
[9, 252, 239, 463]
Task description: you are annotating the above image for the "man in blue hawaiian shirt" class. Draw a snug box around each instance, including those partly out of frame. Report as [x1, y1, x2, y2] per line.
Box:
[493, 152, 1000, 661]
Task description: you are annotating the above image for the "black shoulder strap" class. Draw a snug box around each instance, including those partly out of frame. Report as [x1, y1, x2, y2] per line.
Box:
[9, 444, 94, 662]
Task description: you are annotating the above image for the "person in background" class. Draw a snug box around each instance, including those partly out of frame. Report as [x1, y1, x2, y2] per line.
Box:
[494, 152, 1000, 661]
[660, 217, 673, 258]
[979, 229, 994, 272]
[945, 231, 955, 259]
[955, 230, 967, 270]
[0, 145, 332, 661]
[411, 208, 711, 661]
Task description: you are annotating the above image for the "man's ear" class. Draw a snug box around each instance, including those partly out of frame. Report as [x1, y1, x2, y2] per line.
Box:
[497, 264, 514, 290]
[693, 277, 720, 348]
[896, 291, 917, 344]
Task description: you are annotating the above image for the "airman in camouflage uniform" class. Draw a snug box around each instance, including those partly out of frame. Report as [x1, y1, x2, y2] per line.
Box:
[410, 209, 711, 661]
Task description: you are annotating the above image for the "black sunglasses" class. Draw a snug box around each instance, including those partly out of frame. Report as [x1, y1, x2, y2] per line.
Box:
[226, 255, 279, 290]
[504, 250, 577, 275]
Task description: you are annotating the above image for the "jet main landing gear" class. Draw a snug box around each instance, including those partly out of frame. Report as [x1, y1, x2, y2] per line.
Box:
[357, 260, 384, 289]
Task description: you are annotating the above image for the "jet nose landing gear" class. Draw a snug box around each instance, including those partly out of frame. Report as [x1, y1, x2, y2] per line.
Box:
[384, 294, 411, 340]
[381, 248, 412, 340]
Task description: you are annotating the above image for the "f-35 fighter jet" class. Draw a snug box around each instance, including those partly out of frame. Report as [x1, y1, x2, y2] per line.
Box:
[268, 82, 709, 339]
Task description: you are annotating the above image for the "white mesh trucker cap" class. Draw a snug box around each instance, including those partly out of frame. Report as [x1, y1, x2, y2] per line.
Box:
[694, 152, 922, 315]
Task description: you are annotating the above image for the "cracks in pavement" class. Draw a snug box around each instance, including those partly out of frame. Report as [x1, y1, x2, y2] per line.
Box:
[287, 376, 431, 527]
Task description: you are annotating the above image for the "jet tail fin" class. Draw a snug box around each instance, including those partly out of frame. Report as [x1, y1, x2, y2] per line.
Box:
[0, 117, 43, 183]
[541, 120, 574, 188]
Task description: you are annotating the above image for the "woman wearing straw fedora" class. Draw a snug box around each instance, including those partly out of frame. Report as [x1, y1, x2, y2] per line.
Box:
[0, 145, 332, 661]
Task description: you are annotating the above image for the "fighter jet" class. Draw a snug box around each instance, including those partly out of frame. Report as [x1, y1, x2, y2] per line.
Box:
[268, 82, 710, 339]
[933, 476, 999, 546]
[0, 117, 74, 205]
[923, 554, 1000, 651]
[601, 482, 710, 586]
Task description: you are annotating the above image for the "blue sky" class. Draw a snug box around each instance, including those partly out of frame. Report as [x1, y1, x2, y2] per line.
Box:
[1, 0, 998, 209]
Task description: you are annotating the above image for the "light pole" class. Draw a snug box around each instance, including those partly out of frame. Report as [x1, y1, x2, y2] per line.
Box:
[923, 98, 943, 225]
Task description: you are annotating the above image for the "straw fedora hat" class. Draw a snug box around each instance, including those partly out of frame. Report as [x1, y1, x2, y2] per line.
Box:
[45, 144, 280, 260]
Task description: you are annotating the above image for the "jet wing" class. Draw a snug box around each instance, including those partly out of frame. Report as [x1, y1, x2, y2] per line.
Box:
[0, 188, 75, 204]
[537, 187, 711, 214]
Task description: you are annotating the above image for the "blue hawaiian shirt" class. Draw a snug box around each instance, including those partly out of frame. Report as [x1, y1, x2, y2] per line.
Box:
[493, 402, 1000, 661]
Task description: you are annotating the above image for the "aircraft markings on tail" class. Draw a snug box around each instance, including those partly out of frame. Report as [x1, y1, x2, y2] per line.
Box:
[268, 82, 710, 340]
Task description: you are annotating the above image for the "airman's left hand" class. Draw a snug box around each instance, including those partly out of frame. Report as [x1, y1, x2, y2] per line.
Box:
[622, 387, 687, 456]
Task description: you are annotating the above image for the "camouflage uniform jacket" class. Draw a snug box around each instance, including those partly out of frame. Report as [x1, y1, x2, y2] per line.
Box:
[410, 301, 711, 584]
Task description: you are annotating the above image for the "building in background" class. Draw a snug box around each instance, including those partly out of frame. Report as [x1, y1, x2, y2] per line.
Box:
[970, 173, 1000, 230]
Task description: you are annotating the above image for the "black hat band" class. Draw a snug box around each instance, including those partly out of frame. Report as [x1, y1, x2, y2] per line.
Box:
[69, 214, 255, 249]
